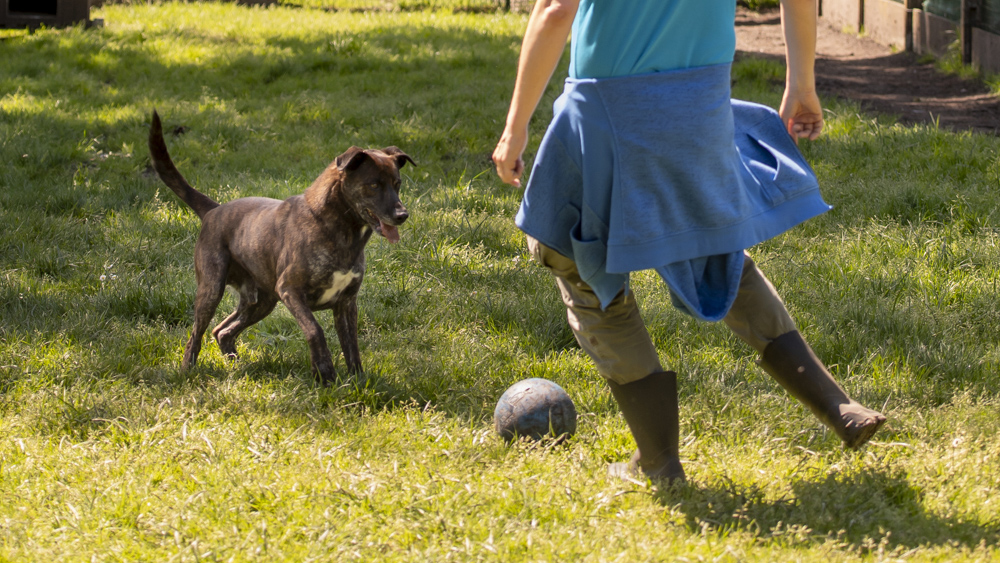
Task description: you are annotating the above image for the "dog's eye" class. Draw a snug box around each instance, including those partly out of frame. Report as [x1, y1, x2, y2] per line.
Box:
[365, 183, 379, 192]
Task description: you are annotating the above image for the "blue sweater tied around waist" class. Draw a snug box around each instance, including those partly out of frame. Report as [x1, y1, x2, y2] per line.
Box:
[515, 63, 831, 321]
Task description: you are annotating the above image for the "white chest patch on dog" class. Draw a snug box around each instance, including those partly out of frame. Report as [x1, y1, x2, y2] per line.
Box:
[318, 270, 360, 305]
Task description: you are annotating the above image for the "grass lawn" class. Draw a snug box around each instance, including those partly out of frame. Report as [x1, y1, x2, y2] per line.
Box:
[1, 2, 999, 561]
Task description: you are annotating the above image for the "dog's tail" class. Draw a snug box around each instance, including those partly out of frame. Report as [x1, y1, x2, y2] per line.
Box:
[148, 110, 220, 220]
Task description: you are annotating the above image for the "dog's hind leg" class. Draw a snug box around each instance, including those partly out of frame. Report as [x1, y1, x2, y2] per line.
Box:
[212, 289, 279, 360]
[333, 297, 362, 374]
[212, 307, 243, 359]
[184, 278, 227, 370]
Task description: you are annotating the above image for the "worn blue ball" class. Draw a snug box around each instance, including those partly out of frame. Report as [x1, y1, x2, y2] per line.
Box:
[494, 378, 577, 443]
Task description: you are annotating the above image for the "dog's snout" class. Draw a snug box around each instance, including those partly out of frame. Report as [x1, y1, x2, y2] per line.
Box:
[395, 209, 409, 224]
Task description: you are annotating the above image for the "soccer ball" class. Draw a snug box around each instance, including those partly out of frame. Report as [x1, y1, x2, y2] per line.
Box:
[494, 378, 577, 443]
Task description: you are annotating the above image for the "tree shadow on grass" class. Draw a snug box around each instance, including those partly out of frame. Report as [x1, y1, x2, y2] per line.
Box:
[658, 466, 999, 552]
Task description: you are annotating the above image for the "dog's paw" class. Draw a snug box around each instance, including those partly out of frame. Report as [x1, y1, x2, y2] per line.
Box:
[312, 362, 337, 387]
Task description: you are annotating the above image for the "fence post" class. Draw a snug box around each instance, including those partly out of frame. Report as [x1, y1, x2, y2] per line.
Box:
[904, 0, 917, 52]
[961, 0, 980, 64]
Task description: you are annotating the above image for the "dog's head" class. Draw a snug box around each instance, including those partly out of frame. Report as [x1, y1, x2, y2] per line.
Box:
[313, 146, 415, 243]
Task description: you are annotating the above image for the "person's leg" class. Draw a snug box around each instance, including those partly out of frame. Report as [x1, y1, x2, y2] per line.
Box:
[723, 253, 886, 448]
[720, 252, 797, 354]
[605, 372, 683, 482]
[527, 236, 684, 481]
[528, 238, 659, 384]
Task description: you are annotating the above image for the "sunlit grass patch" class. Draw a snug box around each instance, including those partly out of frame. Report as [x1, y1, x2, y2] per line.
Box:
[1, 2, 999, 561]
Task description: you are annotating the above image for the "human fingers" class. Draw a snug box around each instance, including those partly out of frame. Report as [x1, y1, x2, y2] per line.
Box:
[800, 116, 823, 140]
[790, 113, 823, 141]
[493, 129, 528, 187]
[781, 107, 823, 144]
[492, 145, 524, 187]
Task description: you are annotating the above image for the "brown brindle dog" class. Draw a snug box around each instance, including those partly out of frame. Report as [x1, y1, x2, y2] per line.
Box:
[148, 110, 414, 384]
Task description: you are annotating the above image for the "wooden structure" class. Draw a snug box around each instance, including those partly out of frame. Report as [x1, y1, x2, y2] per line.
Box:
[506, 0, 532, 13]
[819, 0, 1000, 74]
[0, 0, 92, 29]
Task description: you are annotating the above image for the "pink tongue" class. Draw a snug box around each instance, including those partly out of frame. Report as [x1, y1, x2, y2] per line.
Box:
[380, 220, 400, 243]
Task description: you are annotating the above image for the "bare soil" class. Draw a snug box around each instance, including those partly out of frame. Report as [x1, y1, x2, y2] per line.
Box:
[735, 7, 1000, 134]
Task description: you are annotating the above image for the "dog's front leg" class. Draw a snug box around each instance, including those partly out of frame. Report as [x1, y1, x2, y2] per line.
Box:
[334, 297, 362, 375]
[277, 286, 336, 385]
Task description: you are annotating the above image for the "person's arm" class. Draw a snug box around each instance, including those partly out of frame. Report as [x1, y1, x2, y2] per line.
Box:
[779, 0, 823, 142]
[492, 0, 579, 187]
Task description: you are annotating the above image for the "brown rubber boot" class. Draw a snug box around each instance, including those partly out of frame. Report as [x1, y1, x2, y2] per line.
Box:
[606, 371, 686, 483]
[760, 331, 886, 449]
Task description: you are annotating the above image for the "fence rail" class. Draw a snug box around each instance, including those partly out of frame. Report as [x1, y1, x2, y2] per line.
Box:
[925, 0, 1000, 35]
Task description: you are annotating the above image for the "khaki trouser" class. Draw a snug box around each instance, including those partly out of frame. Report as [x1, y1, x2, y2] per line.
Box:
[527, 236, 796, 385]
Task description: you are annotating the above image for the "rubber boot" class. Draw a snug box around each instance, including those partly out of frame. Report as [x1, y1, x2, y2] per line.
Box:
[606, 371, 686, 483]
[760, 331, 886, 449]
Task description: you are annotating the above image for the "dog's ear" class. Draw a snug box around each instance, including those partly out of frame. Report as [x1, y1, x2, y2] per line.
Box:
[335, 146, 371, 172]
[381, 146, 416, 170]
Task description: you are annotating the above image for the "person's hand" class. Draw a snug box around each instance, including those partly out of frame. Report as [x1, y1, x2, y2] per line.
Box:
[779, 88, 823, 143]
[492, 127, 528, 187]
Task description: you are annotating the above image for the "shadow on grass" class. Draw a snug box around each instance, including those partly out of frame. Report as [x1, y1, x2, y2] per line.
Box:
[0, 18, 529, 188]
[657, 467, 999, 552]
[165, 351, 428, 411]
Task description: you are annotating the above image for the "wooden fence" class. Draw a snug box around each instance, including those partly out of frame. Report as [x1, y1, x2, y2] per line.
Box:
[505, 0, 532, 12]
[820, 0, 1000, 73]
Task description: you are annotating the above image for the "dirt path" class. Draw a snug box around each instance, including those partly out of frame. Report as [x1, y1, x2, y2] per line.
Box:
[735, 7, 1000, 134]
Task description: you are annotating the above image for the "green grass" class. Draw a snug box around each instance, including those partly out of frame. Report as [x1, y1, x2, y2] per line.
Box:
[917, 37, 1000, 94]
[1, 2, 999, 561]
[738, 0, 780, 10]
[279, 0, 506, 11]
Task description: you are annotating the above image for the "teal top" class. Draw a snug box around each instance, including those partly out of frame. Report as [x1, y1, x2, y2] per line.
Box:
[570, 0, 737, 79]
